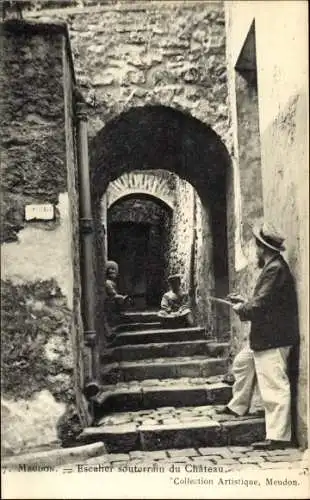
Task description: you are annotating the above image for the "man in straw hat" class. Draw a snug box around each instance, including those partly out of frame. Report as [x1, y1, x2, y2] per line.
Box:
[217, 222, 299, 450]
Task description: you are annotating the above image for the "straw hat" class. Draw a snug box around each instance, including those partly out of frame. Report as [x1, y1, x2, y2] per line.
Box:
[253, 222, 285, 252]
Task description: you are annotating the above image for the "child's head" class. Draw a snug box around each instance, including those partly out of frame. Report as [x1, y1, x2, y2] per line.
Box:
[168, 274, 181, 292]
[106, 260, 119, 280]
[83, 380, 100, 400]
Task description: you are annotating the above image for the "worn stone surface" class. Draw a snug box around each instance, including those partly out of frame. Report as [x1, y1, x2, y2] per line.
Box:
[102, 340, 230, 363]
[121, 311, 160, 322]
[78, 404, 266, 452]
[222, 419, 266, 447]
[98, 374, 231, 392]
[101, 356, 228, 383]
[1, 279, 74, 455]
[168, 178, 195, 295]
[1, 392, 65, 457]
[90, 312, 258, 454]
[114, 322, 161, 333]
[234, 71, 264, 243]
[1, 280, 73, 401]
[111, 326, 206, 345]
[98, 378, 231, 413]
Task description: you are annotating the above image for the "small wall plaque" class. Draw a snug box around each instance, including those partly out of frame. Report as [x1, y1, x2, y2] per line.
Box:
[25, 204, 55, 221]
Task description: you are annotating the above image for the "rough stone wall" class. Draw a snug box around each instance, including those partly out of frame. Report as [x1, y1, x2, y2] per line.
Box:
[227, 69, 264, 351]
[1, 21, 66, 243]
[168, 177, 195, 292]
[167, 178, 215, 331]
[194, 193, 215, 334]
[1, 279, 72, 454]
[1, 21, 82, 454]
[234, 71, 264, 242]
[225, 1, 308, 447]
[26, 1, 230, 149]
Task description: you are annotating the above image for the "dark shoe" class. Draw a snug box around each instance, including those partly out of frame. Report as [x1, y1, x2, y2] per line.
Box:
[252, 439, 292, 450]
[248, 409, 265, 418]
[216, 406, 239, 417]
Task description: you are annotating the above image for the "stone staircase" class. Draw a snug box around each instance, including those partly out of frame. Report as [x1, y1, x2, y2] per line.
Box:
[78, 312, 265, 452]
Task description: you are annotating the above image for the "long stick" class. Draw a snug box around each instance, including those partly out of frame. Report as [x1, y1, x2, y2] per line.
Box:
[208, 296, 234, 307]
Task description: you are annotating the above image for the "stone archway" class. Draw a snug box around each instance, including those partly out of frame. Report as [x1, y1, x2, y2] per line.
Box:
[107, 171, 176, 211]
[90, 104, 232, 345]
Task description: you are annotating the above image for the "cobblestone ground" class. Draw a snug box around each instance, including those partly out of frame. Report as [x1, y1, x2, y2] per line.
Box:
[73, 446, 308, 472]
[97, 404, 264, 428]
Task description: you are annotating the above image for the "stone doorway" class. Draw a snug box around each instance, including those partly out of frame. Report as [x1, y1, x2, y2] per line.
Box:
[107, 194, 172, 309]
[108, 221, 149, 309]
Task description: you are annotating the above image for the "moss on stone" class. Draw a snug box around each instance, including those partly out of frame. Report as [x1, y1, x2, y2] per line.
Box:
[1, 279, 74, 403]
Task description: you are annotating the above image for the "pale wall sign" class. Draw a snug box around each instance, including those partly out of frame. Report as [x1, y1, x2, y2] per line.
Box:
[25, 204, 55, 221]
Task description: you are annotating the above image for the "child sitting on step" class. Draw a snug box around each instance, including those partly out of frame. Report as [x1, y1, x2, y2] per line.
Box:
[105, 260, 131, 326]
[158, 274, 194, 328]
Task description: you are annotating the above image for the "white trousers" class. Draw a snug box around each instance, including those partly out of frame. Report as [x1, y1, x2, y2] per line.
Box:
[228, 345, 292, 441]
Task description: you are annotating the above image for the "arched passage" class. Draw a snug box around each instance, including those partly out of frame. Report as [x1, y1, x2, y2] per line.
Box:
[107, 193, 173, 309]
[90, 105, 230, 196]
[90, 105, 231, 343]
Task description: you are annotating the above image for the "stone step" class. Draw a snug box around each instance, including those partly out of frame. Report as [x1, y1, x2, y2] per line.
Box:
[121, 311, 159, 323]
[111, 327, 206, 346]
[114, 322, 161, 333]
[101, 341, 230, 363]
[101, 356, 228, 383]
[78, 405, 265, 452]
[94, 376, 232, 414]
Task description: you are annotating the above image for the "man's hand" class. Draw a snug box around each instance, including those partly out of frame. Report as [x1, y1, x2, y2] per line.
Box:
[228, 292, 246, 304]
[232, 302, 245, 314]
[124, 295, 134, 305]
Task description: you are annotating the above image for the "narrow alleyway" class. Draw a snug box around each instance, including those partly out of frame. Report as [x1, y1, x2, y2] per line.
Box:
[1, 8, 308, 493]
[78, 311, 266, 452]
